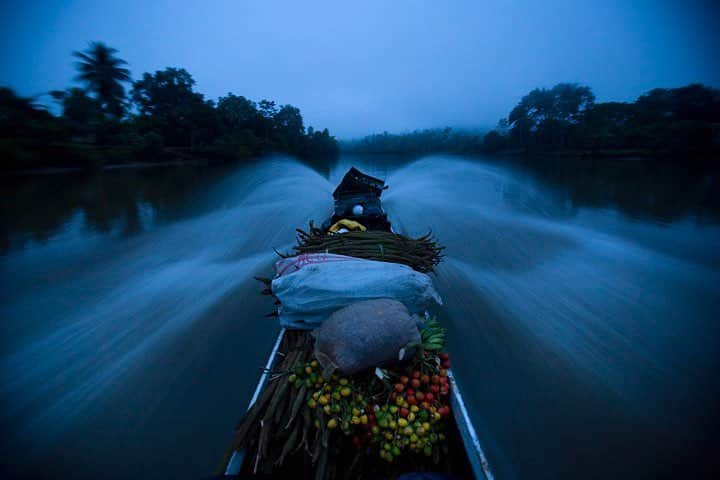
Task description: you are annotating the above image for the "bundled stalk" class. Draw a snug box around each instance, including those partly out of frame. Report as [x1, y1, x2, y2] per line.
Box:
[285, 221, 444, 273]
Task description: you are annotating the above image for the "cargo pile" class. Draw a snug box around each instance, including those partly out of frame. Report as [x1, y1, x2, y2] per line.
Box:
[227, 321, 454, 478]
[224, 205, 458, 478]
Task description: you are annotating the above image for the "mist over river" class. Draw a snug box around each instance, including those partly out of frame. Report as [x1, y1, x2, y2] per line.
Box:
[1, 155, 719, 479]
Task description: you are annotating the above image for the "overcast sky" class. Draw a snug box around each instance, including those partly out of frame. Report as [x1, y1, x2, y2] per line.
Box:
[1, 0, 719, 138]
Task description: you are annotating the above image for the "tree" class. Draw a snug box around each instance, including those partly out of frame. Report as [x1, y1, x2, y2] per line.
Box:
[130, 68, 217, 147]
[50, 88, 102, 132]
[216, 93, 258, 130]
[508, 83, 595, 149]
[273, 104, 305, 151]
[73, 42, 131, 117]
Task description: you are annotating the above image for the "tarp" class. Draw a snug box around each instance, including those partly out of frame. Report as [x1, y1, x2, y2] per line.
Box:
[272, 254, 442, 329]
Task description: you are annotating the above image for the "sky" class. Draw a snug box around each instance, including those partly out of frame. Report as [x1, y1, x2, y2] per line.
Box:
[1, 0, 719, 138]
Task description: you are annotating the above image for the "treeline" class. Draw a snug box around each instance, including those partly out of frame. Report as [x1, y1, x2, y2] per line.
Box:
[344, 83, 720, 161]
[342, 128, 487, 155]
[1, 42, 338, 171]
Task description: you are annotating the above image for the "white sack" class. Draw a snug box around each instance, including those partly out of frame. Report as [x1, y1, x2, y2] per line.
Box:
[272, 253, 442, 329]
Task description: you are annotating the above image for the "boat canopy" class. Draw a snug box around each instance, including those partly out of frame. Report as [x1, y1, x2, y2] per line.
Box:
[332, 167, 386, 199]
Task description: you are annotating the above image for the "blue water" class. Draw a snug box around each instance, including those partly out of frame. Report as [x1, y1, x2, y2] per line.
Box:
[1, 155, 719, 479]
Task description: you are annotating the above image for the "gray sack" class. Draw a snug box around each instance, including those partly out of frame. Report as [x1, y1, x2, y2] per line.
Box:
[313, 299, 422, 376]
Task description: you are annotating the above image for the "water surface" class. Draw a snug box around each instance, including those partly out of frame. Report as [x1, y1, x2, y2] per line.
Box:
[1, 155, 719, 479]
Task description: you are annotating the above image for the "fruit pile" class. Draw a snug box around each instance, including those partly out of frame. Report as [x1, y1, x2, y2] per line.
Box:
[226, 321, 454, 478]
[286, 319, 453, 464]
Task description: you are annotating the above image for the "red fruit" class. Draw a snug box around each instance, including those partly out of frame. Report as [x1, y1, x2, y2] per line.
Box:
[400, 375, 409, 385]
[407, 396, 417, 405]
[411, 378, 421, 388]
[390, 392, 397, 400]
[442, 359, 451, 369]
[421, 374, 430, 385]
[400, 408, 409, 418]
[439, 406, 450, 417]
[352, 435, 361, 447]
[431, 375, 440, 385]
[430, 384, 440, 393]
[415, 391, 425, 402]
[439, 352, 449, 361]
[412, 371, 421, 379]
[425, 392, 435, 402]
[394, 383, 404, 393]
[421, 401, 430, 410]
[407, 388, 415, 396]
[440, 387, 449, 397]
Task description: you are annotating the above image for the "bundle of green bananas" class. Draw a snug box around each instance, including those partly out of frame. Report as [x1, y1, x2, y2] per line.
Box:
[420, 316, 446, 351]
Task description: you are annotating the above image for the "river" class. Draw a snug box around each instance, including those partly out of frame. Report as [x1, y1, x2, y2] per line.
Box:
[1, 154, 719, 479]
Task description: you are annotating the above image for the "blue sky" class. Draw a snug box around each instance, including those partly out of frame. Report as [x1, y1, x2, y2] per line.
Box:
[1, 0, 718, 138]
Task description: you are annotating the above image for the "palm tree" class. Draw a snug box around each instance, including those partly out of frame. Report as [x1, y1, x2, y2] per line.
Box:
[73, 42, 130, 117]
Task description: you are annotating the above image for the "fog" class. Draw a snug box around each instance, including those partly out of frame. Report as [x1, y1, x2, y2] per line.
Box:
[1, 0, 719, 137]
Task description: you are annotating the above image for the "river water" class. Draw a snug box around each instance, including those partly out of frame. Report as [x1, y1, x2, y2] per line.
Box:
[1, 154, 719, 479]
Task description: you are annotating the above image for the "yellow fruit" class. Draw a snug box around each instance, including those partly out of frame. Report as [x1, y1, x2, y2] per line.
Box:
[422, 422, 431, 431]
[352, 408, 360, 416]
[351, 416, 360, 425]
[384, 432, 393, 440]
[307, 399, 317, 408]
[398, 418, 408, 427]
[318, 395, 329, 405]
[323, 405, 332, 414]
[410, 405, 419, 413]
[360, 415, 368, 425]
[390, 406, 398, 414]
[340, 387, 351, 397]
[311, 360, 318, 368]
[339, 378, 349, 386]
[327, 418, 338, 429]
[408, 412, 416, 422]
[305, 366, 312, 374]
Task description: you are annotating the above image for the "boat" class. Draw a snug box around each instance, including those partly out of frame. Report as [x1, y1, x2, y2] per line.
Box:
[217, 168, 494, 480]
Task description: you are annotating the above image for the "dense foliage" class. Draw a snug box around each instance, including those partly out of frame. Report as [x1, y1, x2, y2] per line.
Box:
[342, 128, 486, 155]
[1, 42, 338, 171]
[344, 83, 720, 160]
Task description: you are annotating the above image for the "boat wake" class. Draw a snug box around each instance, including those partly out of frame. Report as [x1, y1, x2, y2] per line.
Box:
[2, 155, 718, 479]
[381, 156, 720, 478]
[0, 159, 333, 445]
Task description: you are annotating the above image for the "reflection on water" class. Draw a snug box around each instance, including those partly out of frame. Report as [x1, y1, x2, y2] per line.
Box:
[1, 154, 719, 479]
[0, 165, 239, 251]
